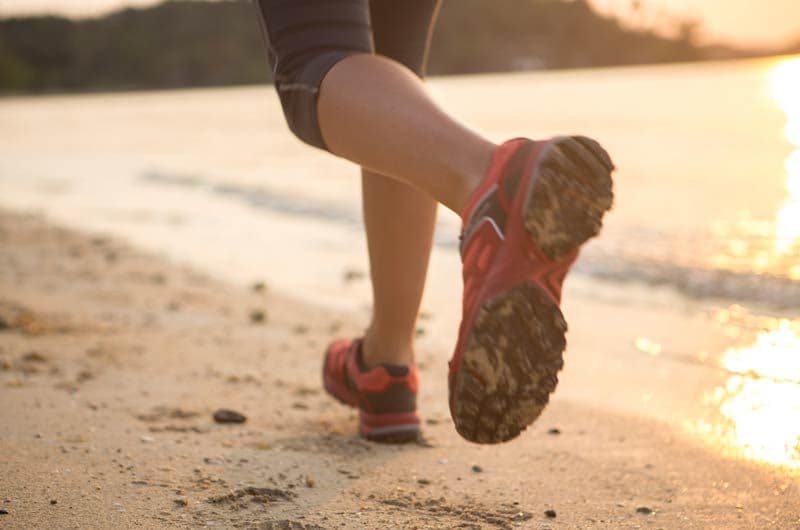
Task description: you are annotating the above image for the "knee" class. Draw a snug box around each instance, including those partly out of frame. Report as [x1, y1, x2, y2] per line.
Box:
[273, 50, 359, 151]
[253, 0, 372, 151]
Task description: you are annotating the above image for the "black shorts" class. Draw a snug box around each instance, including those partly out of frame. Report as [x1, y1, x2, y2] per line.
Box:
[254, 0, 441, 151]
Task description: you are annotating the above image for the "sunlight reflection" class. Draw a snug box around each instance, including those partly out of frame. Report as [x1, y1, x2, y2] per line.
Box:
[634, 337, 662, 356]
[709, 58, 800, 276]
[770, 57, 800, 255]
[702, 310, 800, 468]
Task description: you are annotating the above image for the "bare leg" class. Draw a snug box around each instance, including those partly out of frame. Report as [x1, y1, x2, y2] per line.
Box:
[318, 54, 496, 213]
[360, 169, 437, 367]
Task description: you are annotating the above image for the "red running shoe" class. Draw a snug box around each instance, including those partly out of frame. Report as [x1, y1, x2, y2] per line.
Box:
[323, 338, 420, 443]
[450, 136, 614, 444]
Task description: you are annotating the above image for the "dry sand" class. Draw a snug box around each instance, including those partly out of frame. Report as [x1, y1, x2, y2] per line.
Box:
[1, 209, 798, 529]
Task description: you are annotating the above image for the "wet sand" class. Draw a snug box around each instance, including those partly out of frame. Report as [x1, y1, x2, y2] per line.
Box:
[1, 209, 798, 529]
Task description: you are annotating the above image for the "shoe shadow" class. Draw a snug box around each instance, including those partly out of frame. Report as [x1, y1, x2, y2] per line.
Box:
[272, 426, 435, 459]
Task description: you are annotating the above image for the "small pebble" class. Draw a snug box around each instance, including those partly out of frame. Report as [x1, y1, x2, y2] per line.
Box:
[22, 351, 47, 363]
[547, 428, 561, 435]
[636, 506, 653, 515]
[174, 497, 188, 507]
[0, 509, 8, 515]
[50, 500, 57, 505]
[544, 509, 557, 518]
[417, 478, 431, 485]
[249, 310, 267, 324]
[342, 269, 365, 282]
[251, 281, 268, 293]
[471, 464, 483, 473]
[213, 409, 247, 424]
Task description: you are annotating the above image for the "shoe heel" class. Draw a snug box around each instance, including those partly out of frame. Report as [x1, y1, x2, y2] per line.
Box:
[359, 411, 420, 443]
[524, 136, 614, 261]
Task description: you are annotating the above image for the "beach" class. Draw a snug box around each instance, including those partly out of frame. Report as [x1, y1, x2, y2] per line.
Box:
[1, 209, 798, 529]
[1, 57, 800, 528]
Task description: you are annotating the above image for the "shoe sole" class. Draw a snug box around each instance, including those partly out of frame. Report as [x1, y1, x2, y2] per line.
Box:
[360, 411, 421, 444]
[451, 136, 614, 444]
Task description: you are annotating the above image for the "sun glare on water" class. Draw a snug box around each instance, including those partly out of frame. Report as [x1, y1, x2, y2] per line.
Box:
[700, 309, 800, 468]
[708, 57, 800, 279]
[770, 57, 800, 255]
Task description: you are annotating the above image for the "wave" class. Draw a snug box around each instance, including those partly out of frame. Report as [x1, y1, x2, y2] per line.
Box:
[141, 170, 800, 311]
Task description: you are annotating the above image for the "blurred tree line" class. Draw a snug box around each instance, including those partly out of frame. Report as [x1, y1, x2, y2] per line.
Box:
[0, 0, 768, 94]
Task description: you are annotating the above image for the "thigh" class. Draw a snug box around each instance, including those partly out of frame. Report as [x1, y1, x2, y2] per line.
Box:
[254, 0, 374, 77]
[369, 0, 441, 78]
[253, 0, 375, 149]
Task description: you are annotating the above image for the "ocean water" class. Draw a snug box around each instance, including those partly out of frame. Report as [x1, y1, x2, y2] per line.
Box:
[2, 56, 799, 469]
[3, 57, 799, 307]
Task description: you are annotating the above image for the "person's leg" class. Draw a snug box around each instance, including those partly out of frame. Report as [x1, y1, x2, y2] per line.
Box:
[361, 176, 436, 366]
[254, 0, 615, 444]
[254, 0, 494, 213]
[318, 54, 494, 212]
[360, 0, 440, 367]
[253, 0, 444, 442]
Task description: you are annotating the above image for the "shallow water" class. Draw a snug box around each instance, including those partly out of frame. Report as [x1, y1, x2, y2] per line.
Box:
[1, 56, 799, 470]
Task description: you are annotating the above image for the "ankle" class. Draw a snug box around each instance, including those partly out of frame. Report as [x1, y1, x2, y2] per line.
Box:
[453, 170, 484, 214]
[362, 328, 415, 367]
[450, 140, 496, 213]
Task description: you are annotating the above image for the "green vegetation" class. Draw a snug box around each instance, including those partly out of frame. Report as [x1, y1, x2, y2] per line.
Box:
[0, 0, 780, 94]
[429, 0, 705, 74]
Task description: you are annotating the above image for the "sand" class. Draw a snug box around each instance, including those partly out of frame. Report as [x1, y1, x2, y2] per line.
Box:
[1, 208, 798, 529]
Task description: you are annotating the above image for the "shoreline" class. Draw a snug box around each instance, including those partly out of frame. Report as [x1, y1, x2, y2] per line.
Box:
[1, 208, 798, 529]
[1, 54, 796, 103]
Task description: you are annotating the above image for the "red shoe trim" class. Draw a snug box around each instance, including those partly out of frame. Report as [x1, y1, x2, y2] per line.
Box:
[359, 410, 420, 433]
[345, 347, 419, 394]
[460, 138, 529, 223]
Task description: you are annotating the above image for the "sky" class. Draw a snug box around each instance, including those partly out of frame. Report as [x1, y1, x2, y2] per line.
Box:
[590, 0, 800, 49]
[0, 0, 799, 50]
